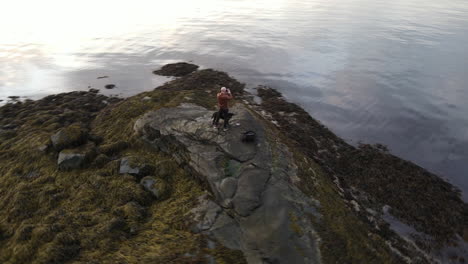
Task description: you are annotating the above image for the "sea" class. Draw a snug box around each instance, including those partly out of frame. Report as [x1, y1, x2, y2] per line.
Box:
[1, 0, 468, 199]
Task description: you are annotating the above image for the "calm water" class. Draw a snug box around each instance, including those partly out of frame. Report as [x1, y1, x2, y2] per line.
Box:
[1, 0, 468, 199]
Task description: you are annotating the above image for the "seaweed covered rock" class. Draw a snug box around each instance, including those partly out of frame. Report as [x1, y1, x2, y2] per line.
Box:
[157, 68, 245, 96]
[51, 124, 88, 151]
[57, 142, 97, 170]
[153, 62, 199, 77]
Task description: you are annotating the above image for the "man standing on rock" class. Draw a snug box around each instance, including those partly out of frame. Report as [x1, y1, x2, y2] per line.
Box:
[213, 87, 233, 131]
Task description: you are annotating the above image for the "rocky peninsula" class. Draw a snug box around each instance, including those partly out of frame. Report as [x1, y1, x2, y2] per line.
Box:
[0, 63, 466, 263]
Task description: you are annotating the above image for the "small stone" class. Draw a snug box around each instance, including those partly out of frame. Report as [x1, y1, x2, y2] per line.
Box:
[105, 84, 116, 89]
[140, 176, 168, 199]
[119, 157, 155, 177]
[142, 96, 151, 101]
[57, 152, 85, 170]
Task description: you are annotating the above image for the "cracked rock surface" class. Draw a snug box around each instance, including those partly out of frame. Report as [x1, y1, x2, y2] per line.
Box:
[135, 103, 322, 264]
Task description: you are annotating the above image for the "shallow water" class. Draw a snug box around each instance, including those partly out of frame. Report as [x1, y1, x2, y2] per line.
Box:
[1, 0, 468, 199]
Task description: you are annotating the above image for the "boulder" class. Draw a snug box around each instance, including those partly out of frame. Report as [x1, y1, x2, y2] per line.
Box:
[50, 124, 88, 151]
[58, 152, 85, 170]
[140, 176, 168, 199]
[57, 143, 97, 170]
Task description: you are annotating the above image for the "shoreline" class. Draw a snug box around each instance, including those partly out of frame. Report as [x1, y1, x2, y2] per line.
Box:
[0, 62, 466, 263]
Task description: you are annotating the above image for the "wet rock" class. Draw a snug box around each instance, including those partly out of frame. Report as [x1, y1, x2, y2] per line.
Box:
[140, 176, 168, 199]
[119, 157, 155, 177]
[88, 88, 100, 93]
[105, 84, 115, 89]
[50, 124, 88, 151]
[58, 152, 86, 170]
[152, 62, 199, 77]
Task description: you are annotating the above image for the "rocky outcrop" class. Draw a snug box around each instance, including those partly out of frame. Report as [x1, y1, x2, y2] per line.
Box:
[135, 103, 322, 264]
[153, 62, 199, 77]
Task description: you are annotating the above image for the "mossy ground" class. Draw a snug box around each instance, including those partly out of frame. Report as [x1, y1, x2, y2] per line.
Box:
[0, 74, 245, 264]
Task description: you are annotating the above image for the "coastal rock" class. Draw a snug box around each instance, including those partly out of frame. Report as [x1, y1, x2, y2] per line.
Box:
[152, 62, 199, 77]
[135, 103, 321, 264]
[51, 124, 88, 151]
[105, 84, 115, 89]
[57, 143, 97, 170]
[57, 152, 85, 170]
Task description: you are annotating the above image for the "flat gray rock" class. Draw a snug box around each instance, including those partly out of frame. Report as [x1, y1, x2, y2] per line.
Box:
[135, 103, 321, 264]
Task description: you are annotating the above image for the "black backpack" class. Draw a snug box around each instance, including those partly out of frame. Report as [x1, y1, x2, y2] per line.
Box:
[241, 131, 256, 143]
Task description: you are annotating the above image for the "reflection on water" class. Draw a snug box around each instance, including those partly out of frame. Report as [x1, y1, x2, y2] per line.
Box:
[1, 0, 468, 198]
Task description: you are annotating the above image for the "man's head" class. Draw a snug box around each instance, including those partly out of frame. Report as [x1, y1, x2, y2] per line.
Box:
[220, 87, 227, 93]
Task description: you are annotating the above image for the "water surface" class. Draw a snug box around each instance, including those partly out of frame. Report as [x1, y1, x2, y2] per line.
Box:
[1, 0, 468, 199]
